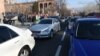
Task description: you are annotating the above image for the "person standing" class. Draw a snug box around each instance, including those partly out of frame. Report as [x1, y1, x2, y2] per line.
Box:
[35, 14, 40, 24]
[3, 17, 9, 24]
[44, 14, 48, 19]
[18, 14, 25, 26]
[32, 15, 36, 22]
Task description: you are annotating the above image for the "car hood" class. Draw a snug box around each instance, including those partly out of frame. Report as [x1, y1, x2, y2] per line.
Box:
[73, 38, 100, 56]
[30, 24, 52, 31]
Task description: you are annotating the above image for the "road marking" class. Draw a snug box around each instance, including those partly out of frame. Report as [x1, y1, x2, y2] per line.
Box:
[55, 45, 62, 56]
[61, 31, 66, 41]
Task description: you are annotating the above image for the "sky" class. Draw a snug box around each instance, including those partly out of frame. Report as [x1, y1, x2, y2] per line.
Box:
[67, 0, 96, 9]
[16, 0, 96, 8]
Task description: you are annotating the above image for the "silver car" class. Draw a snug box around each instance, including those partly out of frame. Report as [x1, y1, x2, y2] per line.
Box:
[30, 18, 61, 38]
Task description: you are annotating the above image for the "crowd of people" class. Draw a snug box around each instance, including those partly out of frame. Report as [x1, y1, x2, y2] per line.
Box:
[27, 14, 48, 23]
[2, 13, 48, 26]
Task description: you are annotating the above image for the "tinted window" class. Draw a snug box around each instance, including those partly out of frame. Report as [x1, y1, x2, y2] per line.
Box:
[0, 27, 11, 43]
[0, 26, 18, 43]
[7, 28, 18, 38]
[39, 19, 52, 24]
[77, 22, 100, 40]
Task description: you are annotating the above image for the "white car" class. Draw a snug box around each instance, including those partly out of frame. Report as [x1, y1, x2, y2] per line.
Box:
[0, 24, 35, 56]
[30, 18, 61, 38]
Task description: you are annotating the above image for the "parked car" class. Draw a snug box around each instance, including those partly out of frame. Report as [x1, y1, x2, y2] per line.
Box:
[48, 16, 62, 25]
[48, 16, 61, 22]
[30, 18, 61, 38]
[67, 18, 100, 56]
[87, 13, 100, 18]
[0, 24, 35, 56]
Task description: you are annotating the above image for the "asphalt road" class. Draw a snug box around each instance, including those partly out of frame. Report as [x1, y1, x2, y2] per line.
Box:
[14, 21, 70, 56]
[31, 31, 70, 56]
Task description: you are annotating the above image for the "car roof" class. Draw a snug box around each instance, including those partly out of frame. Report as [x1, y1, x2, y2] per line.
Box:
[0, 24, 14, 27]
[0, 24, 24, 35]
[77, 18, 100, 22]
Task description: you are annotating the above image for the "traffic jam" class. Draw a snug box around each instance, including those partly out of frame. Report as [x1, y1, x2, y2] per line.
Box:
[0, 14, 100, 56]
[0, 0, 100, 56]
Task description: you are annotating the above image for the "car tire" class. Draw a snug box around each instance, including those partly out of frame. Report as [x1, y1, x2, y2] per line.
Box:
[50, 30, 54, 38]
[18, 47, 31, 56]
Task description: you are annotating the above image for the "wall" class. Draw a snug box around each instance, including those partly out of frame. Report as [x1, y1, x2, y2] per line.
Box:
[38, 0, 56, 16]
[0, 0, 5, 23]
[5, 2, 33, 15]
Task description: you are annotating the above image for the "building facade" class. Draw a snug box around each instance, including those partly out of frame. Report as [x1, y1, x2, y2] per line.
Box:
[0, 0, 6, 15]
[5, 2, 33, 15]
[0, 0, 16, 14]
[5, 0, 16, 4]
[38, 0, 57, 16]
[0, 0, 16, 23]
[0, 0, 6, 22]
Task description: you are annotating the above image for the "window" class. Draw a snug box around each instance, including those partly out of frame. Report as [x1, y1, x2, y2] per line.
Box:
[49, 3, 52, 5]
[7, 27, 18, 38]
[39, 19, 52, 24]
[40, 3, 43, 8]
[44, 3, 47, 7]
[54, 19, 59, 22]
[77, 22, 100, 40]
[0, 26, 18, 43]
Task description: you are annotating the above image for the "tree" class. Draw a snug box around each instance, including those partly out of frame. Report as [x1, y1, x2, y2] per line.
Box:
[96, 0, 100, 12]
[32, 2, 38, 14]
[55, 0, 70, 16]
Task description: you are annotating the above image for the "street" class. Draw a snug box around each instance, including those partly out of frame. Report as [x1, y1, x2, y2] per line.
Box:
[32, 31, 70, 56]
[0, 0, 100, 56]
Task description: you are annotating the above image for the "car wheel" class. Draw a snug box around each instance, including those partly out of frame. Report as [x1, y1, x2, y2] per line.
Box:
[50, 30, 54, 38]
[18, 47, 31, 56]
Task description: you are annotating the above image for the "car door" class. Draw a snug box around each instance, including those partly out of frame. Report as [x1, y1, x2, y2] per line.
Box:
[53, 19, 60, 32]
[0, 26, 22, 56]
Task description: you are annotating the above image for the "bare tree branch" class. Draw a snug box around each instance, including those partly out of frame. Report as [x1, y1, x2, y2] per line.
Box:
[55, 0, 70, 16]
[96, 0, 100, 12]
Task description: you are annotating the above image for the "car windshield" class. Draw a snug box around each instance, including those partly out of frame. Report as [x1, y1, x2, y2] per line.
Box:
[77, 22, 100, 40]
[39, 19, 52, 24]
